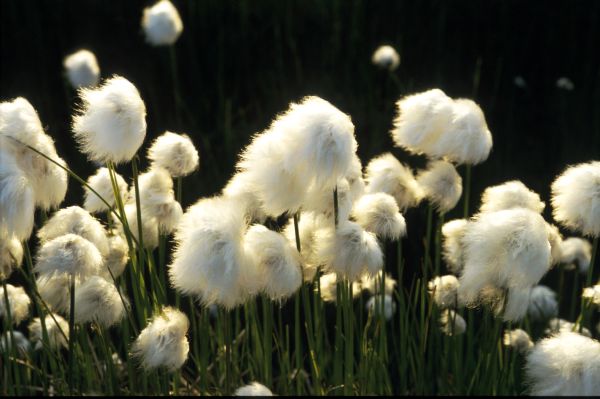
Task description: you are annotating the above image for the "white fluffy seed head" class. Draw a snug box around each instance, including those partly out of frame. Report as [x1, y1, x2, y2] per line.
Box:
[527, 285, 558, 321]
[156, 200, 183, 235]
[147, 131, 199, 177]
[29, 313, 69, 350]
[169, 196, 247, 309]
[0, 97, 45, 146]
[0, 330, 31, 356]
[34, 234, 103, 279]
[390, 89, 454, 157]
[119, 203, 159, 249]
[365, 153, 423, 211]
[317, 272, 362, 303]
[315, 221, 383, 282]
[303, 178, 355, 223]
[545, 223, 563, 267]
[234, 382, 274, 396]
[84, 167, 128, 213]
[559, 237, 592, 273]
[479, 180, 545, 214]
[74, 276, 127, 327]
[100, 234, 129, 279]
[282, 212, 325, 282]
[63, 49, 100, 88]
[134, 167, 181, 232]
[0, 284, 31, 325]
[503, 328, 533, 353]
[131, 307, 189, 371]
[36, 274, 75, 314]
[556, 77, 575, 91]
[458, 208, 552, 321]
[72, 75, 147, 164]
[37, 206, 109, 257]
[428, 275, 460, 308]
[551, 161, 600, 237]
[371, 45, 400, 71]
[0, 234, 23, 280]
[417, 160, 462, 213]
[545, 318, 591, 338]
[441, 219, 468, 274]
[365, 294, 396, 320]
[237, 96, 357, 217]
[582, 285, 600, 307]
[360, 270, 397, 296]
[242, 225, 302, 301]
[223, 172, 267, 223]
[525, 331, 600, 396]
[0, 151, 35, 240]
[352, 192, 407, 241]
[439, 309, 466, 336]
[142, 0, 183, 46]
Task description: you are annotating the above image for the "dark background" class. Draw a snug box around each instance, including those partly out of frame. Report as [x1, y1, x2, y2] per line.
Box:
[1, 1, 599, 285]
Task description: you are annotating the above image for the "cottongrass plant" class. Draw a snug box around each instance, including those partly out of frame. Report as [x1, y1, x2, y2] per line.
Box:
[234, 381, 274, 396]
[63, 49, 100, 89]
[371, 45, 400, 71]
[142, 0, 183, 46]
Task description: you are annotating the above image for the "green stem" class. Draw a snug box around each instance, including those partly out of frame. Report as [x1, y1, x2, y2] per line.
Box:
[68, 276, 76, 394]
[463, 164, 472, 218]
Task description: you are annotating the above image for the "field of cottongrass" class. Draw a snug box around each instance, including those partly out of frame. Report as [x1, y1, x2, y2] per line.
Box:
[1, 0, 600, 396]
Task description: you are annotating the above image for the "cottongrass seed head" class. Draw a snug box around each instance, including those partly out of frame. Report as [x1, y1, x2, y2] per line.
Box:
[479, 180, 545, 214]
[29, 313, 69, 350]
[34, 234, 103, 279]
[428, 275, 460, 308]
[545, 318, 591, 338]
[525, 331, 600, 396]
[439, 309, 466, 336]
[131, 307, 189, 371]
[559, 237, 592, 273]
[551, 161, 600, 237]
[582, 285, 600, 307]
[74, 276, 127, 327]
[417, 160, 462, 214]
[63, 49, 100, 88]
[282, 212, 325, 281]
[371, 45, 400, 71]
[36, 274, 76, 314]
[441, 219, 468, 274]
[147, 131, 199, 177]
[0, 234, 23, 280]
[0, 284, 31, 325]
[360, 270, 397, 296]
[234, 382, 274, 396]
[101, 233, 129, 279]
[366, 294, 396, 320]
[72, 75, 147, 164]
[120, 203, 159, 249]
[84, 167, 129, 213]
[318, 272, 362, 303]
[142, 0, 183, 46]
[503, 328, 533, 353]
[527, 285, 558, 321]
[365, 153, 423, 211]
[352, 192, 406, 241]
[0, 330, 31, 356]
[222, 171, 268, 223]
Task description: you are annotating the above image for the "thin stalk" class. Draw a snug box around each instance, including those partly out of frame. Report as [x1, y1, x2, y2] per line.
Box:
[68, 276, 76, 394]
[262, 296, 272, 388]
[463, 164, 472, 218]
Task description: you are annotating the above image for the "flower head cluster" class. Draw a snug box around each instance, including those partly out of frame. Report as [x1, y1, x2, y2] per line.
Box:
[63, 49, 100, 88]
[142, 0, 183, 46]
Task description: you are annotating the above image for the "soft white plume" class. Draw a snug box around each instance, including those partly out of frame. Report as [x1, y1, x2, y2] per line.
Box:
[36, 274, 75, 314]
[72, 75, 147, 164]
[0, 233, 23, 280]
[551, 161, 600, 237]
[582, 285, 600, 307]
[439, 309, 466, 336]
[101, 234, 129, 279]
[441, 219, 468, 274]
[147, 131, 199, 177]
[84, 167, 129, 213]
[34, 234, 103, 279]
[559, 237, 592, 273]
[234, 382, 274, 396]
[0, 330, 31, 356]
[131, 307, 189, 371]
[282, 212, 326, 282]
[428, 275, 459, 308]
[63, 49, 100, 88]
[366, 294, 396, 320]
[364, 153, 422, 211]
[303, 178, 354, 223]
[556, 77, 575, 91]
[503, 328, 533, 353]
[134, 167, 182, 233]
[74, 276, 127, 327]
[371, 45, 400, 71]
[525, 331, 600, 396]
[479, 180, 545, 214]
[545, 318, 591, 338]
[318, 272, 362, 303]
[119, 203, 159, 249]
[360, 270, 397, 296]
[0, 284, 31, 325]
[417, 160, 462, 213]
[0, 151, 35, 240]
[29, 314, 69, 350]
[223, 172, 267, 223]
[527, 285, 558, 321]
[352, 192, 406, 240]
[142, 0, 183, 46]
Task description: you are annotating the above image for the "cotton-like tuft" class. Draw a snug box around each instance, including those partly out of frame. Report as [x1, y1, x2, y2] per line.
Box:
[352, 192, 406, 240]
[527, 285, 558, 321]
[72, 75, 147, 164]
[237, 96, 357, 217]
[303, 178, 354, 223]
[0, 152, 35, 240]
[0, 234, 23, 280]
[315, 221, 383, 282]
[439, 309, 466, 336]
[559, 237, 592, 273]
[119, 203, 159, 249]
[525, 331, 600, 396]
[36, 274, 75, 314]
[503, 328, 533, 353]
[282, 212, 325, 282]
[0, 330, 31, 356]
[345, 153, 366, 202]
[441, 219, 468, 274]
[101, 234, 129, 279]
[371, 45, 400, 71]
[360, 270, 397, 296]
[551, 161, 600, 237]
[84, 167, 129, 214]
[242, 225, 302, 300]
[131, 307, 189, 371]
[74, 276, 127, 327]
[545, 318, 591, 338]
[29, 314, 69, 350]
[156, 200, 183, 234]
[37, 206, 109, 256]
[365, 153, 423, 211]
[134, 167, 182, 233]
[34, 234, 103, 279]
[417, 160, 462, 213]
[545, 223, 563, 266]
[582, 285, 600, 307]
[169, 196, 247, 309]
[428, 275, 460, 308]
[318, 272, 362, 303]
[366, 294, 396, 320]
[223, 172, 267, 223]
[63, 49, 100, 88]
[147, 131, 199, 177]
[479, 180, 545, 214]
[556, 77, 575, 91]
[458, 208, 552, 321]
[0, 284, 31, 325]
[142, 0, 183, 46]
[234, 382, 274, 396]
